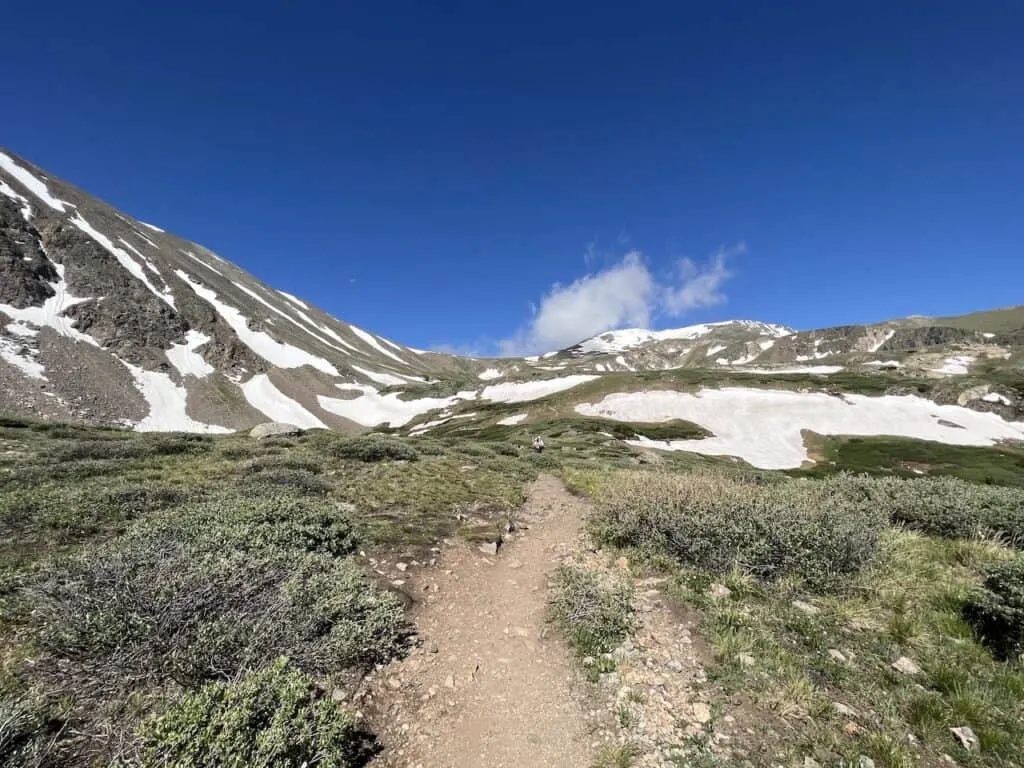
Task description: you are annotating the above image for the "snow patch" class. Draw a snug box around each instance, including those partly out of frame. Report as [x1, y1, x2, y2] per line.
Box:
[736, 365, 844, 375]
[982, 392, 1012, 405]
[0, 180, 32, 220]
[0, 336, 46, 380]
[117, 238, 161, 274]
[481, 375, 598, 404]
[175, 270, 339, 375]
[478, 368, 504, 381]
[497, 413, 529, 426]
[864, 360, 902, 368]
[870, 330, 896, 352]
[577, 388, 1024, 470]
[278, 290, 310, 310]
[0, 264, 97, 346]
[240, 374, 327, 429]
[166, 330, 214, 378]
[932, 356, 975, 375]
[139, 221, 164, 233]
[705, 344, 727, 357]
[126, 364, 230, 433]
[351, 365, 411, 387]
[348, 325, 408, 365]
[318, 384, 475, 427]
[181, 249, 225, 276]
[70, 214, 175, 307]
[0, 152, 69, 211]
[615, 355, 634, 371]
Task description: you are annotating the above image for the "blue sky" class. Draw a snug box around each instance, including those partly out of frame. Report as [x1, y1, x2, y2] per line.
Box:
[4, 1, 1022, 353]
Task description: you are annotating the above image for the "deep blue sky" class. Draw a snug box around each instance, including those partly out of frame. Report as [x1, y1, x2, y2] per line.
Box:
[5, 1, 1022, 352]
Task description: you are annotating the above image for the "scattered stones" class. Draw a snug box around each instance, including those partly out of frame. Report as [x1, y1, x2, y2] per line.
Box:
[710, 583, 732, 600]
[478, 540, 500, 556]
[249, 422, 301, 440]
[833, 701, 858, 717]
[690, 702, 712, 724]
[792, 600, 820, 615]
[891, 656, 921, 675]
[949, 725, 978, 751]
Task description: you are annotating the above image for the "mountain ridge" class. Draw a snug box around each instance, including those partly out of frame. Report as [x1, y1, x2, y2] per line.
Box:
[2, 147, 1023, 434]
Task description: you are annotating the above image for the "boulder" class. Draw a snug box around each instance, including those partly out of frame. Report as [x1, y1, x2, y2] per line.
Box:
[249, 422, 302, 440]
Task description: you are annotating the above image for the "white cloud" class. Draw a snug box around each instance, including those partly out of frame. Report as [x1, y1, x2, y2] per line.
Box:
[501, 244, 741, 356]
[663, 243, 740, 314]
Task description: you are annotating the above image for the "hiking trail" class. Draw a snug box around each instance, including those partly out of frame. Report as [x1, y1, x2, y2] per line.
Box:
[361, 473, 597, 768]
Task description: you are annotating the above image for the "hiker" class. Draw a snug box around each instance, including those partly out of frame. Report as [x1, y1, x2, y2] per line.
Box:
[532, 435, 545, 453]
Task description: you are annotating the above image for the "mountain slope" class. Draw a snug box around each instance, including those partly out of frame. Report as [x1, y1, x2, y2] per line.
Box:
[2, 147, 1023, 444]
[0, 149, 477, 431]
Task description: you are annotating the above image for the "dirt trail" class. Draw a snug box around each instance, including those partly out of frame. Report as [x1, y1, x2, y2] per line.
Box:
[363, 474, 595, 768]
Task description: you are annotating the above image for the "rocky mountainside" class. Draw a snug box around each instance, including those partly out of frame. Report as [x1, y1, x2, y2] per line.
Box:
[2, 147, 1022, 436]
[0, 149, 488, 431]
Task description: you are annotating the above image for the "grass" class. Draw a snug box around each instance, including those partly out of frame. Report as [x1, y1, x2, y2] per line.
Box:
[548, 565, 636, 662]
[573, 467, 1024, 768]
[795, 435, 1024, 487]
[0, 418, 552, 766]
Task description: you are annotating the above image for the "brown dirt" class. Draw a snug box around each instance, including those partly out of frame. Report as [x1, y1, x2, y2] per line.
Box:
[361, 474, 597, 768]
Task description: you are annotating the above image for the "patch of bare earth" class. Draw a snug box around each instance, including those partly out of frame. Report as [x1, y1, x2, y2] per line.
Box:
[358, 474, 598, 768]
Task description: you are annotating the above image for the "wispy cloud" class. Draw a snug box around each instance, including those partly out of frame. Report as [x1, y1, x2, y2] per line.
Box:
[500, 244, 742, 356]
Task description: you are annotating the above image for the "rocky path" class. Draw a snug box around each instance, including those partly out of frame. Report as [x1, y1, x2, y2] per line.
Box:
[361, 474, 595, 768]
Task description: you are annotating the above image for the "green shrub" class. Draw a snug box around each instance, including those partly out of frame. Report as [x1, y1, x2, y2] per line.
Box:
[591, 472, 887, 591]
[549, 566, 635, 658]
[0, 689, 65, 768]
[25, 494, 402, 693]
[137, 657, 372, 767]
[963, 556, 1024, 661]
[239, 455, 324, 476]
[857, 476, 1024, 546]
[327, 435, 419, 463]
[240, 468, 332, 496]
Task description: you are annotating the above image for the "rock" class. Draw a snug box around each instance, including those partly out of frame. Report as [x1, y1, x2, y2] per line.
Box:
[616, 556, 629, 569]
[792, 600, 820, 615]
[804, 758, 821, 768]
[691, 702, 712, 724]
[249, 422, 302, 440]
[710, 583, 732, 600]
[892, 656, 921, 675]
[667, 659, 684, 673]
[582, 656, 596, 667]
[828, 649, 847, 663]
[949, 726, 978, 751]
[444, 675, 455, 689]
[386, 677, 402, 691]
[395, 562, 408, 572]
[833, 702, 858, 717]
[844, 722, 862, 736]
[478, 540, 500, 556]
[859, 757, 876, 768]
[737, 653, 756, 667]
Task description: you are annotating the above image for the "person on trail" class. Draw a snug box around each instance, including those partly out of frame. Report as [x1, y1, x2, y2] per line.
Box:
[532, 435, 545, 453]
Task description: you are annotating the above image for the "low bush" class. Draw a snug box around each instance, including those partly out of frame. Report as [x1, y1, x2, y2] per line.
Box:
[327, 435, 419, 463]
[963, 556, 1024, 661]
[239, 467, 332, 496]
[25, 494, 401, 695]
[856, 476, 1024, 547]
[590, 472, 887, 591]
[137, 657, 373, 767]
[239, 454, 324, 476]
[548, 566, 635, 658]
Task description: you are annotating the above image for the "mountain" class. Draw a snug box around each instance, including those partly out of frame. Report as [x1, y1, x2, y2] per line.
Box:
[2, 147, 1023, 442]
[0, 149, 486, 431]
